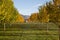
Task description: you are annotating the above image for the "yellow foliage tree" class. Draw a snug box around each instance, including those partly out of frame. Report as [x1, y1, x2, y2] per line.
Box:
[29, 13, 39, 22]
[16, 14, 24, 23]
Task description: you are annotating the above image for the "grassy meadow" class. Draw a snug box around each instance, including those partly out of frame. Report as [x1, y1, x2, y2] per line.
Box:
[0, 23, 59, 40]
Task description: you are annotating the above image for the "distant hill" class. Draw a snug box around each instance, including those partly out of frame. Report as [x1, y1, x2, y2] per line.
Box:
[21, 15, 30, 20]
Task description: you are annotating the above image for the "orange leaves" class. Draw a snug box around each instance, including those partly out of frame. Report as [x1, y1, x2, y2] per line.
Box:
[16, 14, 24, 23]
[27, 18, 31, 22]
[29, 13, 39, 22]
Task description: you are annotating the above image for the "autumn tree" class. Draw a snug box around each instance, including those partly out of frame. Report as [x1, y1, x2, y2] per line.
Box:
[38, 0, 60, 23]
[0, 0, 23, 23]
[29, 13, 39, 22]
[46, 0, 60, 23]
[38, 4, 50, 23]
[16, 14, 24, 23]
[53, 0, 60, 6]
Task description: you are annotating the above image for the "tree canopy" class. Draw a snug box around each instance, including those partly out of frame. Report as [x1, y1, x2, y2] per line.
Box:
[0, 0, 24, 23]
[29, 0, 60, 23]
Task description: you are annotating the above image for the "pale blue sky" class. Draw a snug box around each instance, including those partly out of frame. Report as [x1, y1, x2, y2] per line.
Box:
[13, 0, 52, 15]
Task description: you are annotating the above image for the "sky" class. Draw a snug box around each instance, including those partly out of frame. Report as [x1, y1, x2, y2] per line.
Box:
[13, 0, 51, 15]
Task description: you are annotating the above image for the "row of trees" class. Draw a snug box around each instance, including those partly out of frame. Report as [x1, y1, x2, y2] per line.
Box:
[28, 0, 60, 23]
[0, 0, 60, 23]
[0, 0, 24, 24]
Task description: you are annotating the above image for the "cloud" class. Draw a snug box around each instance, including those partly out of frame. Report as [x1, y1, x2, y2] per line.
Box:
[32, 4, 43, 8]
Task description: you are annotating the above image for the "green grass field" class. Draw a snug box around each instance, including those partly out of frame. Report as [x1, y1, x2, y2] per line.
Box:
[0, 23, 59, 40]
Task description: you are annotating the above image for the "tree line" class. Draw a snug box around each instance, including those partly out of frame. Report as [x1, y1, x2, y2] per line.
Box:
[28, 0, 60, 23]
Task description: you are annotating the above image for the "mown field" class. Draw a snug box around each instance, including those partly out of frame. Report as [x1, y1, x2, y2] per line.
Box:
[0, 23, 59, 40]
